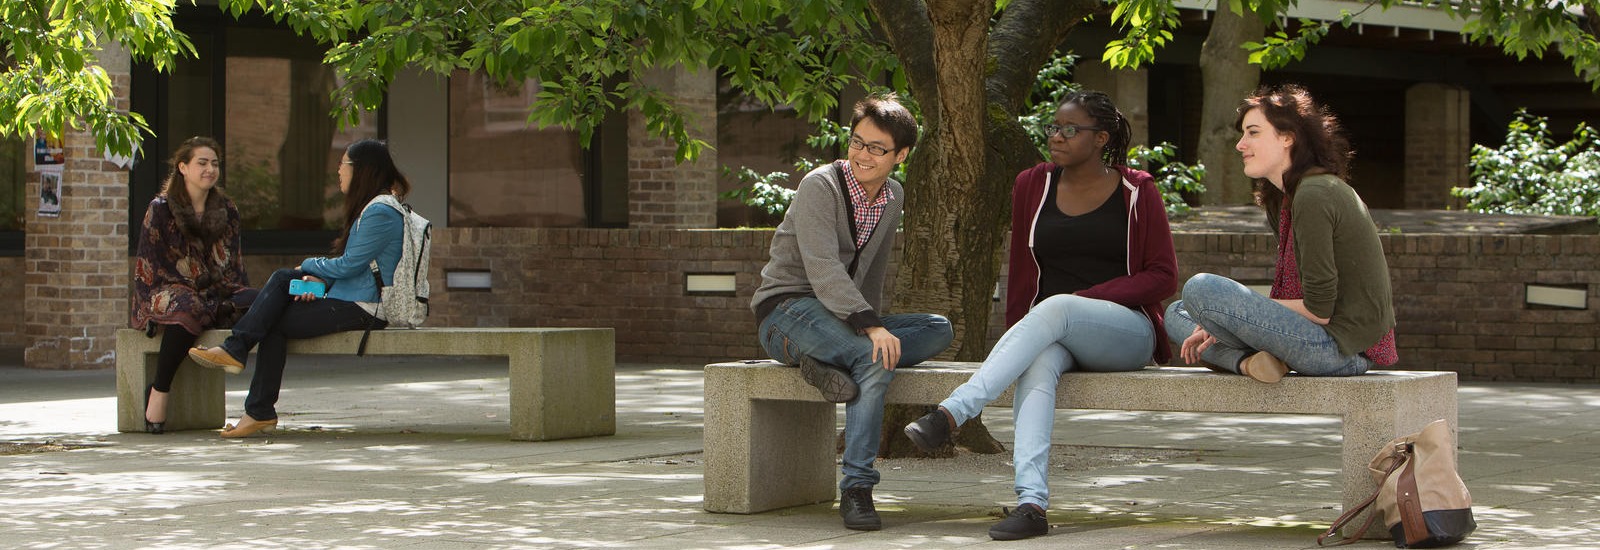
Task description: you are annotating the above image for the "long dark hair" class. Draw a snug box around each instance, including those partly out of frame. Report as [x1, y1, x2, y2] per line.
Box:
[1060, 90, 1133, 167]
[161, 136, 224, 214]
[1237, 84, 1353, 230]
[331, 139, 411, 255]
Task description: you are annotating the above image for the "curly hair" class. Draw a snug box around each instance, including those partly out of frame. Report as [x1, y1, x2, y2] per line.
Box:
[1236, 84, 1354, 227]
[1060, 90, 1133, 167]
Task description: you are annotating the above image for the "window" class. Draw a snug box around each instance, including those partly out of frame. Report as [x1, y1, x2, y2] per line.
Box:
[1, 138, 21, 231]
[447, 71, 587, 227]
[131, 10, 378, 253]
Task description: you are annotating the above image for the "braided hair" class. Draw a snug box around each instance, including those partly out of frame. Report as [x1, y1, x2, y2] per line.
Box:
[1060, 90, 1133, 167]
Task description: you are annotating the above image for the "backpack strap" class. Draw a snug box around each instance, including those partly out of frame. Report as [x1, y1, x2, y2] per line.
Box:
[1317, 445, 1411, 546]
[357, 266, 384, 356]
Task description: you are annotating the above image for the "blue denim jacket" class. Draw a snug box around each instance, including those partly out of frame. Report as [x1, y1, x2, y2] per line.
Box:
[299, 200, 403, 303]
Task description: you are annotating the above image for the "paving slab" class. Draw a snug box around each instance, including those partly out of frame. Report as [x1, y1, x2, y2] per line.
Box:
[3, 357, 1599, 548]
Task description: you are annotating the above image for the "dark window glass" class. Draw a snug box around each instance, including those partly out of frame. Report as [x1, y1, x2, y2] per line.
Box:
[1, 138, 21, 231]
[448, 70, 586, 227]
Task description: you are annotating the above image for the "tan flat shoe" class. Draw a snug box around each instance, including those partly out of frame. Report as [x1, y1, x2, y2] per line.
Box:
[221, 415, 278, 438]
[1241, 351, 1289, 383]
[189, 346, 244, 375]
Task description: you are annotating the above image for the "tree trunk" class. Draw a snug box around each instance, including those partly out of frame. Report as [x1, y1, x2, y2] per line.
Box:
[1197, 2, 1266, 206]
[863, 0, 1098, 459]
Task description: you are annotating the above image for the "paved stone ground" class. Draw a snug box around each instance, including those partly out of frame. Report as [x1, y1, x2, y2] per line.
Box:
[2, 356, 1599, 549]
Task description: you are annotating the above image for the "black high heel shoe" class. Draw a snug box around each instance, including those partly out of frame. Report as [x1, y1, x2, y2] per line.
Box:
[144, 384, 166, 435]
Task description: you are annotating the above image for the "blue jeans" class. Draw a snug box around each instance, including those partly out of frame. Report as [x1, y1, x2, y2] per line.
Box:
[757, 296, 954, 491]
[939, 294, 1154, 509]
[1164, 273, 1371, 377]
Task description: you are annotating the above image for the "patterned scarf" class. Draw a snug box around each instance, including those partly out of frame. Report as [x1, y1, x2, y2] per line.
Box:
[1273, 197, 1398, 366]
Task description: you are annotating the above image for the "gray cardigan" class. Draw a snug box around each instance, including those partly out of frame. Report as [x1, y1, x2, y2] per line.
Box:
[751, 163, 905, 330]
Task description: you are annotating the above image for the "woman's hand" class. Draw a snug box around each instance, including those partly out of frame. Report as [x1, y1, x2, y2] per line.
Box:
[293, 275, 328, 302]
[1181, 325, 1217, 365]
[1274, 298, 1330, 325]
[864, 326, 901, 371]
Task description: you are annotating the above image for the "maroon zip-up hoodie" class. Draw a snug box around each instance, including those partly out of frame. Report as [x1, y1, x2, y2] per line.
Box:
[1005, 163, 1178, 364]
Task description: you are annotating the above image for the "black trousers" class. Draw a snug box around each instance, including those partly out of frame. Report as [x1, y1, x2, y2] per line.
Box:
[222, 268, 383, 421]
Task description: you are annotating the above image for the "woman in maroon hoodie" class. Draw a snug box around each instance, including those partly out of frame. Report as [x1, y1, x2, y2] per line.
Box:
[902, 91, 1177, 541]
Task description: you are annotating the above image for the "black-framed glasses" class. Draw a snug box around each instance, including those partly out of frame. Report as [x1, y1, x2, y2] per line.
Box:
[847, 135, 895, 157]
[1043, 124, 1102, 139]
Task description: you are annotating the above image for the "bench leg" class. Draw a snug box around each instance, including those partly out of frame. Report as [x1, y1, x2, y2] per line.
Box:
[703, 395, 836, 513]
[508, 329, 616, 441]
[116, 350, 225, 433]
[1339, 388, 1458, 539]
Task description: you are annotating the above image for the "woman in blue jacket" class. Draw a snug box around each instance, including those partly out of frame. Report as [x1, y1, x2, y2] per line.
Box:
[189, 139, 409, 438]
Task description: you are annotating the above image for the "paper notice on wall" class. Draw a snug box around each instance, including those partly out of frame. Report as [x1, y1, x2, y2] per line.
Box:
[38, 165, 62, 218]
[103, 143, 137, 169]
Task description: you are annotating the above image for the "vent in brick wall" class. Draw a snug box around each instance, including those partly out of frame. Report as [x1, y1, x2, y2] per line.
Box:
[1525, 284, 1588, 310]
[446, 270, 493, 291]
[685, 273, 736, 296]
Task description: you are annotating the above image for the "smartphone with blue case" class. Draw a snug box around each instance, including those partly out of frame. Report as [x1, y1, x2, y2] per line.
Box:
[288, 279, 326, 298]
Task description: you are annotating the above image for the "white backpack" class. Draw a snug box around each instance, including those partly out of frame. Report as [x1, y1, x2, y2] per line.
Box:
[364, 194, 431, 328]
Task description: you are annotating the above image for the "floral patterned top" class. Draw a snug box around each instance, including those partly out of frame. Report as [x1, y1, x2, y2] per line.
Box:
[130, 193, 252, 336]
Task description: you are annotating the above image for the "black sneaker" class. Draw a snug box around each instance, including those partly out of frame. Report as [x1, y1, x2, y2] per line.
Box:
[839, 486, 881, 531]
[903, 409, 953, 452]
[989, 504, 1048, 540]
[799, 355, 857, 403]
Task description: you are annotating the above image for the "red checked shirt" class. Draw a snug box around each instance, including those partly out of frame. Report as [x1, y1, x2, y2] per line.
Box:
[836, 160, 893, 249]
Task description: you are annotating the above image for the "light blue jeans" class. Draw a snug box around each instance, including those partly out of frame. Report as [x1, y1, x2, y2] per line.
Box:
[758, 296, 955, 491]
[1164, 273, 1371, 376]
[939, 294, 1155, 509]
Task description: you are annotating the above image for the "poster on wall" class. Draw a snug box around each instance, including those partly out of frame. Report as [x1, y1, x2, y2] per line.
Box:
[38, 166, 62, 218]
[34, 135, 64, 165]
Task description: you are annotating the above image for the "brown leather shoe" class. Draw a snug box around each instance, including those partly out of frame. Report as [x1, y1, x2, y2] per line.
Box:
[189, 346, 244, 375]
[220, 414, 278, 438]
[1241, 351, 1289, 383]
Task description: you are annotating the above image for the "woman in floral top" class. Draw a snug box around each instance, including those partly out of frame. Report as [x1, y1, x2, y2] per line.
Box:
[1165, 84, 1397, 382]
[130, 137, 254, 433]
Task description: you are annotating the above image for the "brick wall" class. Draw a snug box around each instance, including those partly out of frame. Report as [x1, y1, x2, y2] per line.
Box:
[21, 45, 133, 368]
[418, 228, 1600, 381]
[15, 226, 1598, 381]
[1173, 233, 1600, 382]
[1404, 84, 1469, 209]
[426, 228, 771, 362]
[628, 67, 717, 228]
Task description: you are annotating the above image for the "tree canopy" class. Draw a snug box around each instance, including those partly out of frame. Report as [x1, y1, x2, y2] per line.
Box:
[3, 0, 1599, 158]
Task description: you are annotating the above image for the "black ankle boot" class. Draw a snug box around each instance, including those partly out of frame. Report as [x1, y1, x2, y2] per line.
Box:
[839, 486, 881, 531]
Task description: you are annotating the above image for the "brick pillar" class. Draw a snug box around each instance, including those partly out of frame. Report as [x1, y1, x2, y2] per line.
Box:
[23, 45, 132, 369]
[628, 66, 717, 228]
[1405, 83, 1470, 209]
[1072, 61, 1149, 147]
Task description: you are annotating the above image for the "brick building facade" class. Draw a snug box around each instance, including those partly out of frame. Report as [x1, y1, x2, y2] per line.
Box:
[232, 228, 1600, 383]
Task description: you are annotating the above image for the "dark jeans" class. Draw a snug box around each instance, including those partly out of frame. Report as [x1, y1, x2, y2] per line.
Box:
[223, 268, 383, 421]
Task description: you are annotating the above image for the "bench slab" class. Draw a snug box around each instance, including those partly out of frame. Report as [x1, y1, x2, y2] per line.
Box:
[117, 327, 616, 441]
[702, 360, 1457, 538]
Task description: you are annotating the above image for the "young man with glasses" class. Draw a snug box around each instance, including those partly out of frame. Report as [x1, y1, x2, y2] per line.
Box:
[749, 94, 954, 531]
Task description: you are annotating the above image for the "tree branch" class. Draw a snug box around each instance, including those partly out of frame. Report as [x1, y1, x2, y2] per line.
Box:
[868, 0, 939, 105]
[985, 0, 1102, 112]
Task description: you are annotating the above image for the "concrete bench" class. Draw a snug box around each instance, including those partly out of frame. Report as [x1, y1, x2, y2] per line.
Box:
[702, 360, 1457, 537]
[116, 327, 616, 441]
